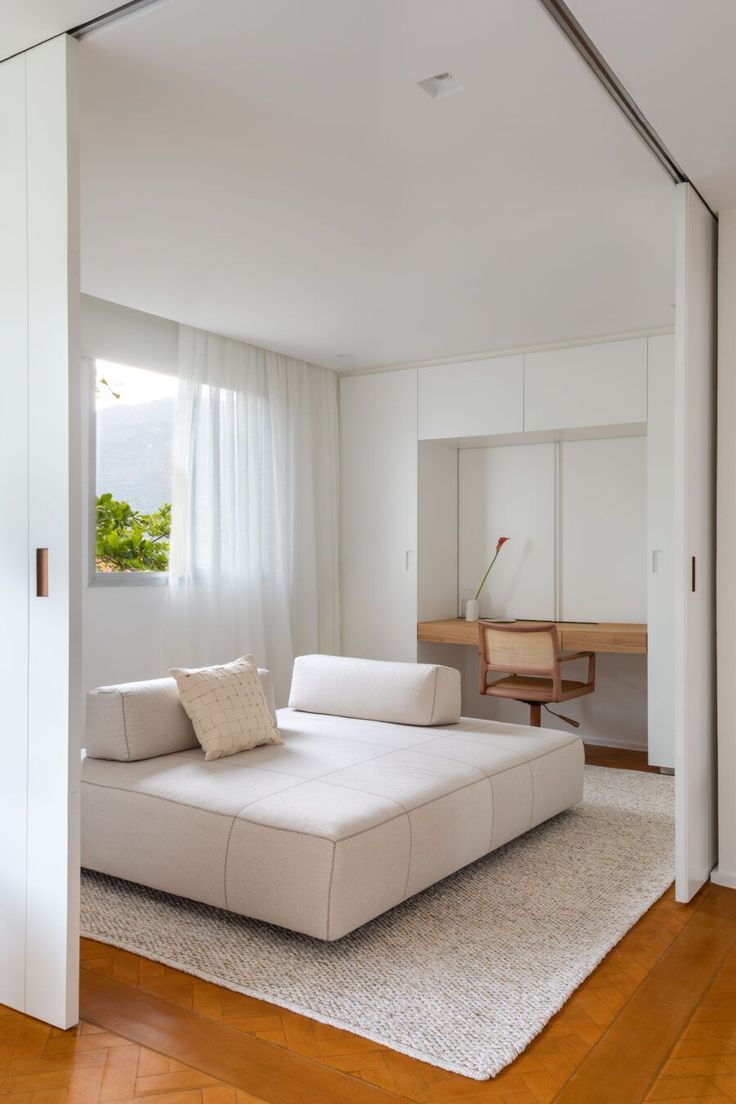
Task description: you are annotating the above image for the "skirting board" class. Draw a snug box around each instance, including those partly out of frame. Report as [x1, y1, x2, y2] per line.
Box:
[710, 867, 736, 890]
[581, 733, 648, 753]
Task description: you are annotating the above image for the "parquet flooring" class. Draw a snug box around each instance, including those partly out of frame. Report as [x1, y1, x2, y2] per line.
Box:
[0, 1002, 266, 1103]
[4, 748, 736, 1104]
[75, 888, 693, 1103]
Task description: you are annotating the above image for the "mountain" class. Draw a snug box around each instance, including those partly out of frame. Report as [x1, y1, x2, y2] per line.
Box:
[96, 397, 175, 514]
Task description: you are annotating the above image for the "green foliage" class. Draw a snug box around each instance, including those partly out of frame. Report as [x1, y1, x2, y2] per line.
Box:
[96, 493, 171, 573]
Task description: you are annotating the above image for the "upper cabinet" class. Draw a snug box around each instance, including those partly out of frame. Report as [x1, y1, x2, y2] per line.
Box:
[418, 355, 523, 440]
[523, 338, 647, 432]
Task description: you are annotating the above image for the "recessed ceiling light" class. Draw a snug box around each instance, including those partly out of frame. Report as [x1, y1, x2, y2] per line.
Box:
[418, 72, 464, 99]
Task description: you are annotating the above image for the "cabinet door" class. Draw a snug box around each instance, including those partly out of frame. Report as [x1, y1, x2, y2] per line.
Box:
[524, 339, 647, 431]
[418, 356, 523, 440]
[340, 369, 417, 661]
[559, 436, 647, 622]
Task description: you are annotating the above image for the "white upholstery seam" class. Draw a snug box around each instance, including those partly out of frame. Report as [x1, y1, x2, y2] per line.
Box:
[415, 741, 578, 771]
[236, 774, 492, 843]
[486, 776, 495, 852]
[119, 693, 132, 762]
[401, 813, 414, 902]
[83, 778, 399, 844]
[221, 782, 310, 910]
[80, 779, 308, 821]
[429, 668, 440, 725]
[325, 841, 337, 940]
[222, 818, 237, 910]
[316, 773, 486, 815]
[528, 761, 536, 829]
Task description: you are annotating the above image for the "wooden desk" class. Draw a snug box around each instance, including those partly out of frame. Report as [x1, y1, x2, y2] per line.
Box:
[417, 618, 647, 655]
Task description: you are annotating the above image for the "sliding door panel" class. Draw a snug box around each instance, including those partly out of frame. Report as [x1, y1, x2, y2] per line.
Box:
[0, 36, 80, 1029]
[674, 183, 717, 902]
[0, 53, 31, 1016]
[25, 36, 81, 1028]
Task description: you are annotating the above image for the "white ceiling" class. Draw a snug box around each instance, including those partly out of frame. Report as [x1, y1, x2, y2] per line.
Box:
[0, 1, 123, 61]
[569, 0, 736, 214]
[79, 0, 676, 371]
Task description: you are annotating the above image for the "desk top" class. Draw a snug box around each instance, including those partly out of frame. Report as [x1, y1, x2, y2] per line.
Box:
[417, 618, 647, 655]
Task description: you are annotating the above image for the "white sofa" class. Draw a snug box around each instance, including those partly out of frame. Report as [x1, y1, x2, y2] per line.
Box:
[81, 655, 584, 940]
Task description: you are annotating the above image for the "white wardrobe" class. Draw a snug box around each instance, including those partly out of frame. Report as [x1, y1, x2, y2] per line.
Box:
[340, 333, 675, 765]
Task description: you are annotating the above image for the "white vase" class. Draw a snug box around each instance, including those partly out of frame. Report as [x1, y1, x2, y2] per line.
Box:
[464, 598, 480, 622]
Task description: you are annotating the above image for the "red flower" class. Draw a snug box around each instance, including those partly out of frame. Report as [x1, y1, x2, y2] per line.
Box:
[496, 537, 510, 550]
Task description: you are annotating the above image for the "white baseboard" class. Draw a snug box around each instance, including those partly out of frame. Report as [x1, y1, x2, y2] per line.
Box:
[710, 867, 736, 890]
[581, 734, 648, 753]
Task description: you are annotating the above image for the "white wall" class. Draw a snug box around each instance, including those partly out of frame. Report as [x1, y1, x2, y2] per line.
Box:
[458, 443, 556, 620]
[417, 442, 457, 621]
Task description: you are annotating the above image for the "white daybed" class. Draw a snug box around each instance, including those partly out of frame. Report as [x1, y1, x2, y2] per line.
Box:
[81, 655, 584, 940]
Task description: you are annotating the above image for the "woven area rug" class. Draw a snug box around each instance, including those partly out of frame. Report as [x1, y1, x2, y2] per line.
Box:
[81, 765, 674, 1080]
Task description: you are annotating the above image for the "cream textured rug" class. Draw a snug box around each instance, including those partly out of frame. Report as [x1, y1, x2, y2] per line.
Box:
[81, 765, 674, 1080]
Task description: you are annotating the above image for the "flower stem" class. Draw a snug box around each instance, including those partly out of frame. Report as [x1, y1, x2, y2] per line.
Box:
[475, 549, 500, 601]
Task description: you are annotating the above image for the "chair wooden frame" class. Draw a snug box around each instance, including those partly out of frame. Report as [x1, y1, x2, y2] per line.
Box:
[477, 620, 596, 727]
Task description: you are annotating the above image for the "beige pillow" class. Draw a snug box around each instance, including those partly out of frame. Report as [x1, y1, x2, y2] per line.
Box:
[170, 655, 282, 761]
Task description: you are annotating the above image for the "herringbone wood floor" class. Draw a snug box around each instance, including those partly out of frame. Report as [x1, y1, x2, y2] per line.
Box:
[4, 747, 735, 1104]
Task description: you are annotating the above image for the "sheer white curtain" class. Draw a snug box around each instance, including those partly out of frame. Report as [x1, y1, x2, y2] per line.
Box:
[166, 325, 340, 701]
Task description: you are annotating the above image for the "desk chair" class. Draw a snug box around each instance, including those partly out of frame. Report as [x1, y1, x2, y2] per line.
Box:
[478, 621, 595, 728]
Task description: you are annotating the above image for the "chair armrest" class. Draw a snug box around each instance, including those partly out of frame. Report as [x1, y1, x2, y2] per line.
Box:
[559, 651, 595, 689]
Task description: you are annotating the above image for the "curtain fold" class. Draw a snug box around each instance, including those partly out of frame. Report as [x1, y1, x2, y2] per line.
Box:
[166, 326, 340, 702]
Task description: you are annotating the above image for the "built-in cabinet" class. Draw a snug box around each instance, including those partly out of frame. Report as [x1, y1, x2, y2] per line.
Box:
[418, 356, 523, 440]
[559, 436, 647, 622]
[524, 339, 647, 431]
[340, 333, 676, 766]
[339, 368, 418, 662]
[418, 336, 649, 440]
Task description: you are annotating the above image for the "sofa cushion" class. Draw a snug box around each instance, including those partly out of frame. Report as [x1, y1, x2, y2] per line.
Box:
[171, 656, 282, 761]
[288, 654, 461, 726]
[85, 667, 277, 761]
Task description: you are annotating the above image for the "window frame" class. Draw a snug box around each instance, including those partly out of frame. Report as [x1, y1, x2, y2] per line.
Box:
[88, 359, 170, 588]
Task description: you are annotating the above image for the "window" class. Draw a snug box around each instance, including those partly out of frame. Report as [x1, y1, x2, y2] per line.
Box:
[93, 359, 177, 580]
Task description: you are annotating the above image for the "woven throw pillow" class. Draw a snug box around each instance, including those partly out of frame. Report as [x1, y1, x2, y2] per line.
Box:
[170, 656, 282, 761]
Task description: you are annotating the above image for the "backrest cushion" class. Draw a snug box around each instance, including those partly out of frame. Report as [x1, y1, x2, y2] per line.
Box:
[288, 655, 461, 726]
[85, 667, 277, 761]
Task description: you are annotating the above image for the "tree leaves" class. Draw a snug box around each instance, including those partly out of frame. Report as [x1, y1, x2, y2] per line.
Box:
[96, 493, 171, 572]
